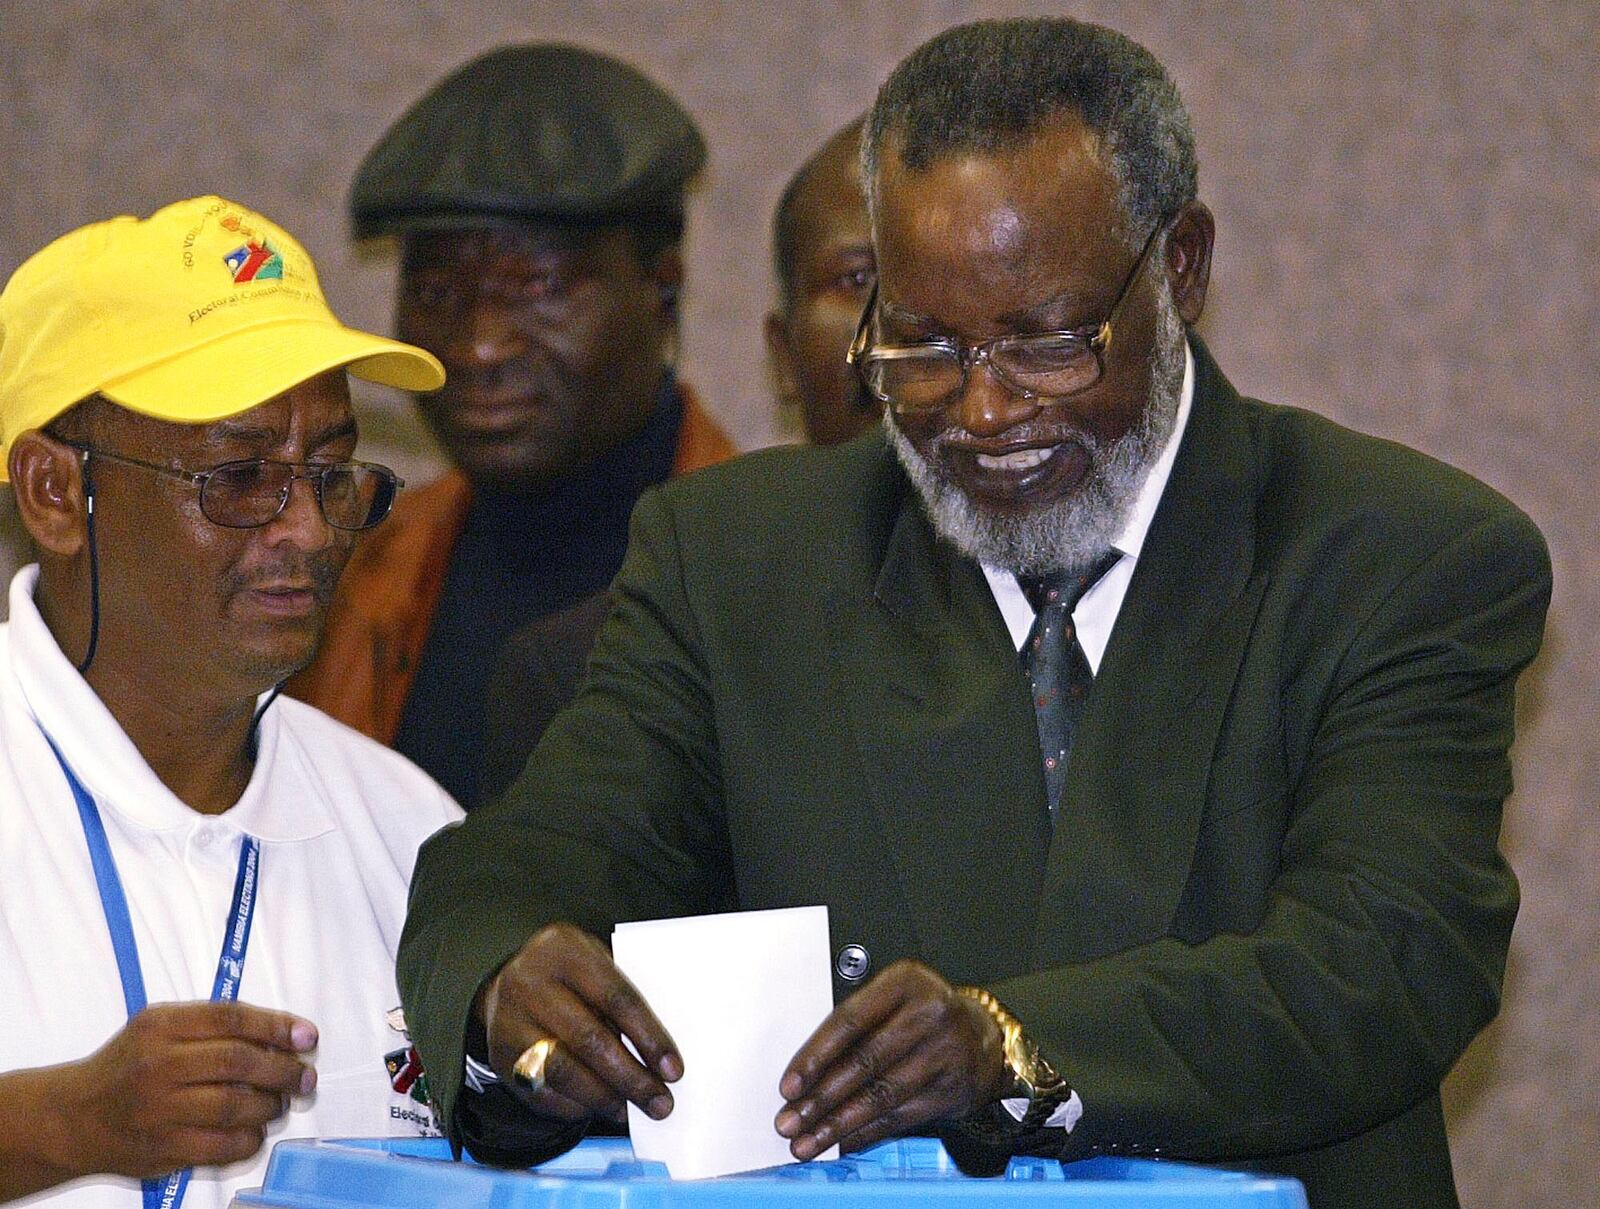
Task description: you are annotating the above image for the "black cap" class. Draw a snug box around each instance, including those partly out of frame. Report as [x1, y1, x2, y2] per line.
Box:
[349, 44, 706, 239]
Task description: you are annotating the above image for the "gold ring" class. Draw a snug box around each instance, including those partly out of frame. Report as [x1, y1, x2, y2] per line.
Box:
[512, 1037, 557, 1093]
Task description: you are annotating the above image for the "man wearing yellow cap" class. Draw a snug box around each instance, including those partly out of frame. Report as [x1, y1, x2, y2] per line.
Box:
[0, 197, 461, 1208]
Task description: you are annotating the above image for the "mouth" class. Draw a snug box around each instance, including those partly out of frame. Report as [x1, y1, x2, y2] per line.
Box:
[437, 394, 542, 438]
[941, 438, 1093, 509]
[244, 584, 321, 619]
[974, 448, 1052, 472]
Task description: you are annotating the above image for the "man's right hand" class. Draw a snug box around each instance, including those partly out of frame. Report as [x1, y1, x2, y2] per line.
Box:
[1, 1001, 317, 1202]
[479, 923, 682, 1126]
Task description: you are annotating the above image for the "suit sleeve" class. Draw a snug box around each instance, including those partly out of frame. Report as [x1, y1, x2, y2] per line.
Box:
[397, 485, 735, 1163]
[990, 505, 1551, 1162]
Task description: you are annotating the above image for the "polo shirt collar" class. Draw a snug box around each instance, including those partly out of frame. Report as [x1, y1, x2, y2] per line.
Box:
[9, 566, 334, 843]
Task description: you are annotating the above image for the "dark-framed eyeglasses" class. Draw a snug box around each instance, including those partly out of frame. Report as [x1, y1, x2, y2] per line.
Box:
[63, 444, 403, 531]
[846, 216, 1171, 416]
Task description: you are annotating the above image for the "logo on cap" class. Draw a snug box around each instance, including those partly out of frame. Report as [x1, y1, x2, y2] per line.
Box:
[224, 240, 284, 283]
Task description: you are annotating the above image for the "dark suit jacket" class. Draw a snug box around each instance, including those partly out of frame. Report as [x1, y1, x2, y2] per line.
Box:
[399, 342, 1550, 1209]
[479, 591, 612, 806]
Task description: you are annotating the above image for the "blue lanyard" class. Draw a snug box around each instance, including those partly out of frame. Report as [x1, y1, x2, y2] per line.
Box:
[40, 728, 262, 1209]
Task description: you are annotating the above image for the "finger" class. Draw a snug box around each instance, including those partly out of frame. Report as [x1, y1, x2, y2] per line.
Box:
[502, 1040, 633, 1124]
[163, 1083, 293, 1132]
[513, 982, 675, 1120]
[780, 973, 909, 1100]
[145, 1001, 318, 1053]
[790, 1055, 960, 1161]
[561, 940, 683, 1082]
[505, 1077, 603, 1126]
[524, 985, 675, 1119]
[164, 1037, 317, 1097]
[775, 1000, 929, 1138]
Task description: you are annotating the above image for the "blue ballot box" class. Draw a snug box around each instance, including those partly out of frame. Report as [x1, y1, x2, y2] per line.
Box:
[234, 1135, 1308, 1208]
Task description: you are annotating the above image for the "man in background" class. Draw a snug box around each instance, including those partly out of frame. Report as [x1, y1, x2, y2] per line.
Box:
[764, 116, 880, 448]
[477, 116, 880, 803]
[289, 44, 735, 808]
[0, 197, 460, 1206]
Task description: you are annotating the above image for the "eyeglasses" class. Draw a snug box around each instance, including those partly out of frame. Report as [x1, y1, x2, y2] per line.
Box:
[846, 217, 1170, 416]
[66, 445, 403, 531]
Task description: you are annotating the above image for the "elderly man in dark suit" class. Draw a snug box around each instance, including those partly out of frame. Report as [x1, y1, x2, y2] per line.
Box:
[398, 19, 1550, 1209]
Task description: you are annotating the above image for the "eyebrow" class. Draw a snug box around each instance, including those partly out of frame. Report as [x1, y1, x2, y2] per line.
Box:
[207, 416, 359, 453]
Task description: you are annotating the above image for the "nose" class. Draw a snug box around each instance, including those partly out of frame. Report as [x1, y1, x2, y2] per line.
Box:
[449, 296, 525, 368]
[951, 354, 1039, 438]
[263, 474, 334, 552]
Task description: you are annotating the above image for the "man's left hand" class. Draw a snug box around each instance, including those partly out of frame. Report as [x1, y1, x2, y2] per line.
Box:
[774, 959, 1008, 1159]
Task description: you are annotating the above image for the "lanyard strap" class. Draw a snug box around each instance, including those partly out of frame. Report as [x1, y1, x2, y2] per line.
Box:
[40, 728, 262, 1209]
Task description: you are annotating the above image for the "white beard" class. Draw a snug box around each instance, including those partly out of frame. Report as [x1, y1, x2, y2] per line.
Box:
[887, 283, 1187, 577]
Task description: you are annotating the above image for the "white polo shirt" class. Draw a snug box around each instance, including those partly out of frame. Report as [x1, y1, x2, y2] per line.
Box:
[0, 566, 464, 1209]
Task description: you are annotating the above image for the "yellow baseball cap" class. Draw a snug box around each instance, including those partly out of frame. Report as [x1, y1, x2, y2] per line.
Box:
[0, 195, 445, 482]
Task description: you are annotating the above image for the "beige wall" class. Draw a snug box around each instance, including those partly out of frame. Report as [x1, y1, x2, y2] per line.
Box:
[2, 3, 1596, 1202]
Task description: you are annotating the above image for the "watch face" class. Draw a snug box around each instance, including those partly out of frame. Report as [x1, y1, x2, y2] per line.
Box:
[1003, 1030, 1042, 1097]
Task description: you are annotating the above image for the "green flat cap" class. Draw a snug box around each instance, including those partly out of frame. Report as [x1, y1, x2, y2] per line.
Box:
[349, 44, 706, 238]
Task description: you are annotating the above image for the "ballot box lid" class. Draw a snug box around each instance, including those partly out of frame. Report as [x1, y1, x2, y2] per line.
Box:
[234, 1135, 1308, 1208]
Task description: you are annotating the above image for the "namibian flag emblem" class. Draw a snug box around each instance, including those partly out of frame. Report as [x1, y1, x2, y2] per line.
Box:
[224, 240, 284, 283]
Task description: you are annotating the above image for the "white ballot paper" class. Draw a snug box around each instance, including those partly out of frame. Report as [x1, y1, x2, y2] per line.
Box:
[611, 905, 839, 1179]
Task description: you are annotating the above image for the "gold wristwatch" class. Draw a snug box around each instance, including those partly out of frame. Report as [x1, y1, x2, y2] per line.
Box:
[956, 986, 1072, 1130]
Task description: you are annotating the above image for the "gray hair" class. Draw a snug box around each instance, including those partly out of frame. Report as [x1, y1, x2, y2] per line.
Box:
[863, 18, 1198, 244]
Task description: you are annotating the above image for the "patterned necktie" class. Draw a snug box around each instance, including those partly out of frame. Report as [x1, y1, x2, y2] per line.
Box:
[1018, 550, 1122, 820]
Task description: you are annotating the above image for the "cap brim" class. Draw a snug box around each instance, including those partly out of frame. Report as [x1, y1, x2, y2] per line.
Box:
[99, 316, 444, 424]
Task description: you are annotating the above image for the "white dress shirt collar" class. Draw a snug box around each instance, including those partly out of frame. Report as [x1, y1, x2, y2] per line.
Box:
[982, 339, 1195, 669]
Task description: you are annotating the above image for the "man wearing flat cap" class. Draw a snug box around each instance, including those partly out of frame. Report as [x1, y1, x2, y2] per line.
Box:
[0, 197, 462, 1206]
[290, 44, 735, 808]
[474, 114, 883, 804]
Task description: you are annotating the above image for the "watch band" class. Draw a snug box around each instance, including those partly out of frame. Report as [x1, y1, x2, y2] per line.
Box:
[955, 986, 1073, 1130]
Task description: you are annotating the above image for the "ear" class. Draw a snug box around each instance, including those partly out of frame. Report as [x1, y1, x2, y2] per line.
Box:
[9, 430, 90, 557]
[1164, 200, 1215, 325]
[649, 247, 686, 323]
[763, 311, 803, 409]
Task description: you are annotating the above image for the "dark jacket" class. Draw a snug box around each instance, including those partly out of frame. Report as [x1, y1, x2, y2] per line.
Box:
[287, 387, 734, 743]
[399, 342, 1551, 1209]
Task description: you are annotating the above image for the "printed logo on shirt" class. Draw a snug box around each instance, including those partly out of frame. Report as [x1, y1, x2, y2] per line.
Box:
[385, 1044, 431, 1106]
[383, 1004, 441, 1135]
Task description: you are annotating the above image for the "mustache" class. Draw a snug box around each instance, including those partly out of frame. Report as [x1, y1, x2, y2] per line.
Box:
[223, 552, 344, 605]
[927, 419, 1102, 458]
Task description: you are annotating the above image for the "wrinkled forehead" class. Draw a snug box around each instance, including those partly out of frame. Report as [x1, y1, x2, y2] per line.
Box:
[871, 119, 1127, 291]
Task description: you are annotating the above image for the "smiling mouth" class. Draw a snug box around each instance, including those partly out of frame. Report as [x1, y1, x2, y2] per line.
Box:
[975, 448, 1052, 472]
[943, 437, 1094, 507]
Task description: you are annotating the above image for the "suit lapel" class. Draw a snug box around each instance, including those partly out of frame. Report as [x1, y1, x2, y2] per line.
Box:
[829, 489, 1050, 982]
[1033, 344, 1269, 964]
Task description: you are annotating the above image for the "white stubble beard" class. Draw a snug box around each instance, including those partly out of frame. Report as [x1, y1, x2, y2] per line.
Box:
[887, 279, 1188, 577]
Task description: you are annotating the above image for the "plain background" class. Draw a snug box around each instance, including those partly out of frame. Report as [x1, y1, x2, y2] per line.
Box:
[2, 3, 1595, 1204]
